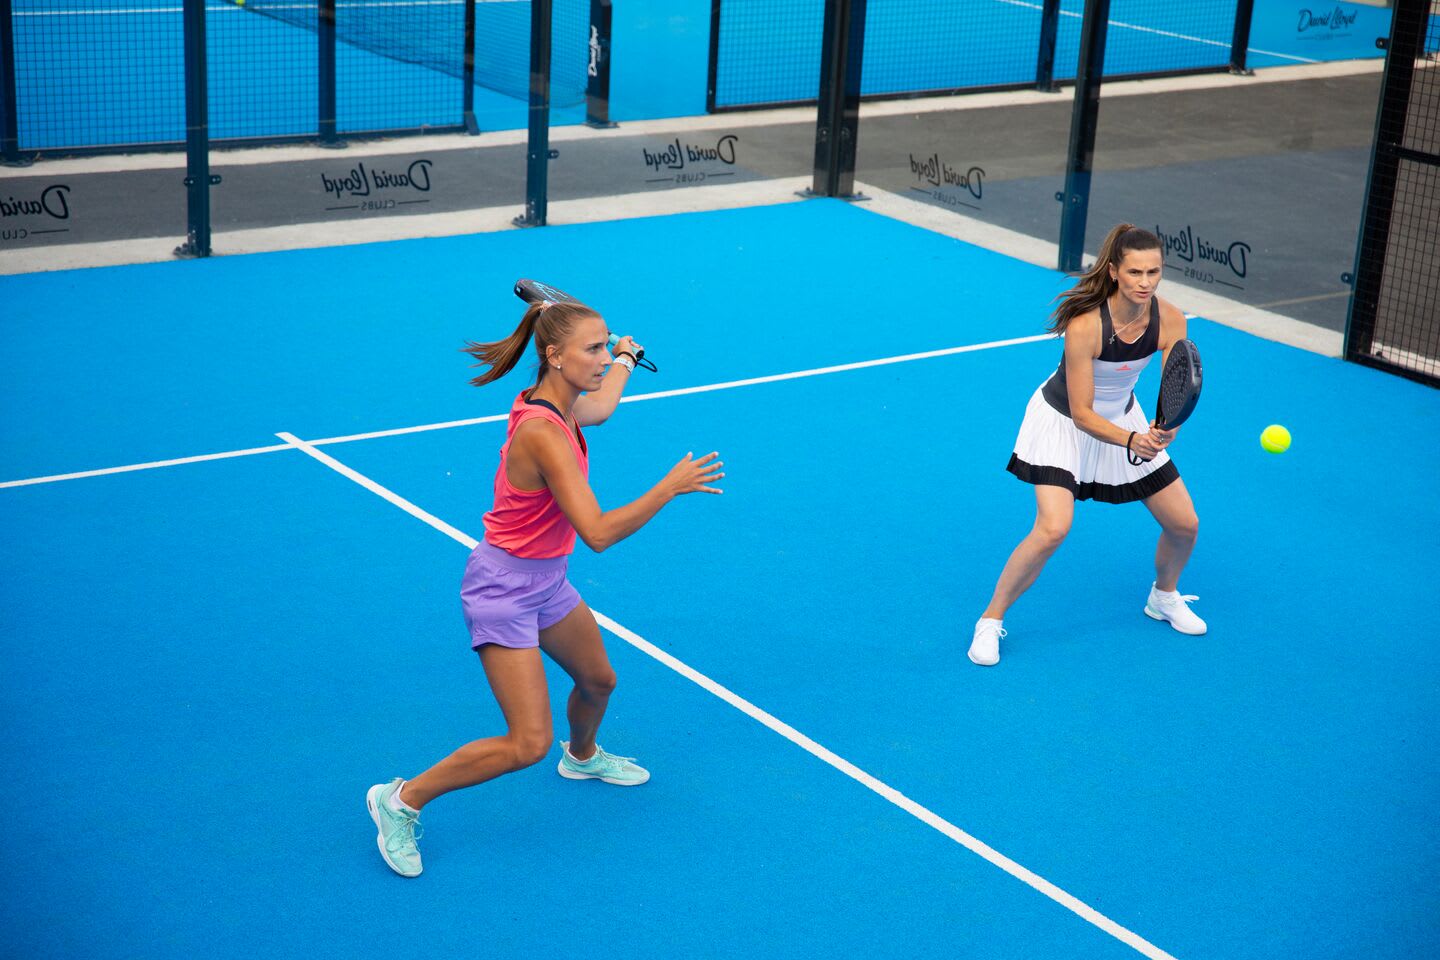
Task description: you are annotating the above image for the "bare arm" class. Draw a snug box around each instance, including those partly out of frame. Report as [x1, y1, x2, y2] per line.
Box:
[574, 335, 641, 427]
[1063, 313, 1135, 447]
[515, 420, 722, 553]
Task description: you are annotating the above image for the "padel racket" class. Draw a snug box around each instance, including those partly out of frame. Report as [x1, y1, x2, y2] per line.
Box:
[514, 278, 581, 306]
[513, 278, 656, 371]
[1127, 338, 1202, 465]
[1154, 338, 1202, 429]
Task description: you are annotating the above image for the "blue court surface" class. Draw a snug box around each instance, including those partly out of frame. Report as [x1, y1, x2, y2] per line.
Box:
[3, 201, 1439, 960]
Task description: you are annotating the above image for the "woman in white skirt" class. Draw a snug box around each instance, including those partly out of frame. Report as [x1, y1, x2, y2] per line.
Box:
[969, 223, 1204, 667]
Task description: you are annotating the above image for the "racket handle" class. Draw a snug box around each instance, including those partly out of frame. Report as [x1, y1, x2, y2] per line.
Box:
[608, 333, 644, 360]
[608, 334, 656, 372]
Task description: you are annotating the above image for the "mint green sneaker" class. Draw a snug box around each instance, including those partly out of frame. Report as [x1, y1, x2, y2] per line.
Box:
[557, 741, 650, 786]
[366, 779, 423, 877]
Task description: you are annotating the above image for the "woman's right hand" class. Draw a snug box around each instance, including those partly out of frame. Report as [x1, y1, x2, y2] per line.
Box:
[665, 451, 724, 496]
[1129, 430, 1167, 461]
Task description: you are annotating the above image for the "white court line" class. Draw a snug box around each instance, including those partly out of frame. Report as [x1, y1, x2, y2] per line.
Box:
[15, 0, 516, 13]
[0, 443, 291, 490]
[0, 334, 1054, 488]
[992, 0, 1319, 63]
[275, 430, 1180, 960]
[275, 432, 479, 546]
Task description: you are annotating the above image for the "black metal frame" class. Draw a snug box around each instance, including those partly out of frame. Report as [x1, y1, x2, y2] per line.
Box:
[585, 0, 616, 128]
[516, 0, 554, 227]
[1344, 0, 1438, 387]
[318, 0, 339, 146]
[1035, 0, 1062, 93]
[1057, 0, 1110, 273]
[1229, 0, 1256, 75]
[0, 0, 22, 165]
[705, 0, 723, 114]
[176, 0, 217, 258]
[463, 0, 479, 134]
[811, 0, 867, 198]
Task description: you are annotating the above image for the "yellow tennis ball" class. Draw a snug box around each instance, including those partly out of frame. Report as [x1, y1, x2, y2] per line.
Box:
[1260, 424, 1291, 454]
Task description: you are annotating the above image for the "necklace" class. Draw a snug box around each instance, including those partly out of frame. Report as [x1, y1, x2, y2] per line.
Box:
[1108, 300, 1148, 345]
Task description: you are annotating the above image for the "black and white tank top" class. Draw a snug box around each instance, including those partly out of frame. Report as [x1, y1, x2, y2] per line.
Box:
[1041, 297, 1161, 420]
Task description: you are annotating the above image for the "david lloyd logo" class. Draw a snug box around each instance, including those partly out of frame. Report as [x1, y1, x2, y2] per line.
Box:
[320, 159, 434, 212]
[908, 152, 985, 210]
[1, 184, 73, 243]
[642, 135, 739, 185]
[1297, 5, 1358, 32]
[1156, 223, 1251, 290]
[1, 184, 71, 219]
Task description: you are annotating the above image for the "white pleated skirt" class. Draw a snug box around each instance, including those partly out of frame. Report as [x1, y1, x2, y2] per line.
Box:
[1006, 386, 1179, 504]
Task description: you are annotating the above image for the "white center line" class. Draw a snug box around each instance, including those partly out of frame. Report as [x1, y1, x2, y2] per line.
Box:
[1, 334, 1054, 489]
[279, 430, 1180, 960]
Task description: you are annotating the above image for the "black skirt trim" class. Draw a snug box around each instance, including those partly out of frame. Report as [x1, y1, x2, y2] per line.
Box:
[1006, 454, 1181, 504]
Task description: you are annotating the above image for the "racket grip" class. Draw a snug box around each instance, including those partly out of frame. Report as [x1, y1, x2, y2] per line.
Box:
[608, 334, 645, 361]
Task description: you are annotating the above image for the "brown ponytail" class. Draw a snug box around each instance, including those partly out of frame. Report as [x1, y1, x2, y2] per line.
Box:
[1047, 223, 1162, 335]
[462, 299, 602, 387]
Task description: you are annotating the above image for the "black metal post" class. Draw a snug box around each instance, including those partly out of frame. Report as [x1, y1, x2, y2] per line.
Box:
[705, 0, 721, 113]
[1229, 0, 1255, 75]
[585, 0, 617, 128]
[811, 0, 867, 198]
[0, 0, 24, 165]
[1344, 0, 1431, 364]
[1035, 0, 1061, 92]
[463, 0, 479, 133]
[515, 0, 553, 227]
[319, 0, 340, 145]
[1057, 0, 1110, 273]
[176, 0, 214, 257]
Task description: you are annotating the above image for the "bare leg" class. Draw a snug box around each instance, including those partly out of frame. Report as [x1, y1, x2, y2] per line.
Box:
[538, 601, 616, 763]
[1142, 478, 1199, 593]
[981, 485, 1076, 620]
[398, 644, 553, 810]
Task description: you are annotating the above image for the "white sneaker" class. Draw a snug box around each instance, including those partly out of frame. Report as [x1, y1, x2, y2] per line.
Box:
[968, 618, 1005, 666]
[1144, 584, 1207, 635]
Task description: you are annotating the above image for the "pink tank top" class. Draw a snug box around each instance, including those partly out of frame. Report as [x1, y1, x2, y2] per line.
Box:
[482, 391, 589, 559]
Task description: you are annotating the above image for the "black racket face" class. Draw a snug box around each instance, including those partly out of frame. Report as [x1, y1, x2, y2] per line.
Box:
[514, 279, 580, 305]
[1156, 338, 1203, 429]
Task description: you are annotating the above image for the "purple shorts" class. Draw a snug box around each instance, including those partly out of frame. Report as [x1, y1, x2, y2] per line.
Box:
[460, 540, 582, 649]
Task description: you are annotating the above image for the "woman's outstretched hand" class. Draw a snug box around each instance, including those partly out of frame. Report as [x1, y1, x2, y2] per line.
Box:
[665, 451, 724, 496]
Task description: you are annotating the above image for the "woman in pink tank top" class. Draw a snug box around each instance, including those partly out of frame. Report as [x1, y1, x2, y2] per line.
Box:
[365, 294, 723, 878]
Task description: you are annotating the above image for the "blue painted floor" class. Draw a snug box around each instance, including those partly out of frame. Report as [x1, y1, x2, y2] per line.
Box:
[2, 201, 1438, 959]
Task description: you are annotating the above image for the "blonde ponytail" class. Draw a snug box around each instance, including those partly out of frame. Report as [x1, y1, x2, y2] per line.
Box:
[462, 299, 602, 388]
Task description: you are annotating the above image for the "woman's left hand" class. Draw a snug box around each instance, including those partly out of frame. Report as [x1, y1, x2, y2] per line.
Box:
[1148, 422, 1177, 447]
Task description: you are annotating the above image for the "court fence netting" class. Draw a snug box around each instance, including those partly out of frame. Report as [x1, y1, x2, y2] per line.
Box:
[1346, 0, 1440, 387]
[0, 0, 594, 154]
[706, 0, 1257, 111]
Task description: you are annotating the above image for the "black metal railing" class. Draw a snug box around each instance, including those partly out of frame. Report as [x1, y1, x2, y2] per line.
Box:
[1345, 0, 1440, 387]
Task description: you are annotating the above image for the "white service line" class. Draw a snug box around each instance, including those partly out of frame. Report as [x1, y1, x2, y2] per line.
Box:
[1, 334, 1055, 488]
[991, 0, 1318, 63]
[275, 432, 478, 546]
[276, 432, 1179, 960]
[0, 442, 291, 490]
